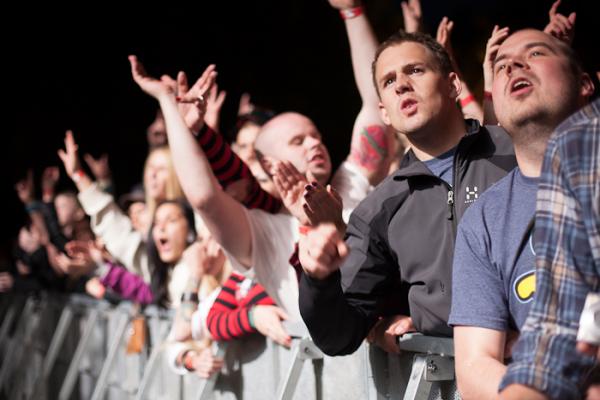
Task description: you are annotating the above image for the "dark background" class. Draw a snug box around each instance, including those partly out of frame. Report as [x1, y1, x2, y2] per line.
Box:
[2, 0, 598, 265]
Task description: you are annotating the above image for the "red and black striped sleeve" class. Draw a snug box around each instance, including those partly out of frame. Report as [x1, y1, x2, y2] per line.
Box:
[196, 124, 281, 213]
[206, 273, 276, 341]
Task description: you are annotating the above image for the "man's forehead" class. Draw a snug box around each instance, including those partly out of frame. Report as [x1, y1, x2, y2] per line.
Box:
[376, 42, 434, 76]
[496, 30, 558, 59]
[258, 112, 317, 143]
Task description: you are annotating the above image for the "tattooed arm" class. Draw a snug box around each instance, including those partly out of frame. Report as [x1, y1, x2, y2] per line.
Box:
[329, 0, 397, 186]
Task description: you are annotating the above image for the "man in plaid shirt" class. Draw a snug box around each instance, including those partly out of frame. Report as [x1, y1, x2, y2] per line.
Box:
[500, 98, 600, 399]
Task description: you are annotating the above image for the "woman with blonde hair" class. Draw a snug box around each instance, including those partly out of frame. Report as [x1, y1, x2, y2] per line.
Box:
[58, 130, 182, 282]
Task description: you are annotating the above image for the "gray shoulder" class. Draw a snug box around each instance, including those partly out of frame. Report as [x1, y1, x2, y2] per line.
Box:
[483, 125, 514, 153]
[460, 170, 515, 226]
[350, 173, 409, 227]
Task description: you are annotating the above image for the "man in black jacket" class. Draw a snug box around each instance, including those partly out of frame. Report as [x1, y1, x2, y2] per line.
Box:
[298, 31, 516, 355]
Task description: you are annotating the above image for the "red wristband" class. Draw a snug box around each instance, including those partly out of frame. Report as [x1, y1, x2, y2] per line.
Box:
[71, 170, 86, 183]
[340, 6, 363, 20]
[299, 225, 312, 236]
[182, 350, 196, 372]
[484, 91, 493, 101]
[459, 94, 475, 108]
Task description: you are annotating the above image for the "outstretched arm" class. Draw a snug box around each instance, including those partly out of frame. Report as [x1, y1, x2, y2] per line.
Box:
[482, 25, 510, 125]
[401, 0, 422, 33]
[330, 0, 396, 186]
[129, 56, 253, 268]
[175, 70, 281, 213]
[436, 17, 483, 123]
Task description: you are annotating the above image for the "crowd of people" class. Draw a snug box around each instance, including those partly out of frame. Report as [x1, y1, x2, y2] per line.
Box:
[3, 0, 599, 398]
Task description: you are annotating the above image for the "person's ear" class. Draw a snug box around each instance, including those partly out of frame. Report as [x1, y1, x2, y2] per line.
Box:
[187, 231, 195, 245]
[256, 152, 278, 178]
[75, 208, 86, 222]
[580, 72, 595, 99]
[448, 72, 462, 100]
[378, 101, 392, 126]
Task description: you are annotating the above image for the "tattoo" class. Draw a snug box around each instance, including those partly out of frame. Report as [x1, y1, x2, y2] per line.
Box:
[350, 125, 389, 171]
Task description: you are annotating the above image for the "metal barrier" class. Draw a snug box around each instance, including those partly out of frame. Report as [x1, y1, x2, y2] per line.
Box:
[0, 293, 459, 400]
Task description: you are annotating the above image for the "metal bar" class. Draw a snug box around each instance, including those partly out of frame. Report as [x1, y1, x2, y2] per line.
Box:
[134, 343, 163, 400]
[9, 299, 46, 400]
[89, 311, 129, 400]
[0, 296, 36, 390]
[0, 300, 18, 352]
[402, 355, 433, 400]
[195, 343, 227, 400]
[276, 338, 323, 400]
[276, 342, 304, 400]
[59, 308, 100, 400]
[29, 306, 74, 400]
[397, 333, 454, 357]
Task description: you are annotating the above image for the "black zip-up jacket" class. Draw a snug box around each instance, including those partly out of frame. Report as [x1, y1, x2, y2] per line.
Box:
[299, 120, 516, 356]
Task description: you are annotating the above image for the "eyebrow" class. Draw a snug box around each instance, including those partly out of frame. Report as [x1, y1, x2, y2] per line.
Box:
[378, 62, 427, 86]
[402, 62, 426, 72]
[288, 134, 303, 144]
[494, 42, 558, 67]
[379, 70, 396, 87]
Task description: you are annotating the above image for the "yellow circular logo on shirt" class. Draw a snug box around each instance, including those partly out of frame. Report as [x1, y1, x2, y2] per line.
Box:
[514, 271, 536, 303]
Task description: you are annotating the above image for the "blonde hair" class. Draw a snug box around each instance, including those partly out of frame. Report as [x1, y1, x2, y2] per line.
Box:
[198, 259, 233, 300]
[143, 146, 183, 218]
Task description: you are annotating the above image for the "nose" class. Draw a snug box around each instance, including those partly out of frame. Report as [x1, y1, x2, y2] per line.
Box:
[506, 57, 527, 75]
[304, 135, 322, 149]
[155, 221, 166, 233]
[395, 75, 412, 95]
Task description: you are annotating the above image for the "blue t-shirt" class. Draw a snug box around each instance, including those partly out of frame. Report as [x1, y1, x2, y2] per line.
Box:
[449, 168, 538, 331]
[423, 146, 456, 187]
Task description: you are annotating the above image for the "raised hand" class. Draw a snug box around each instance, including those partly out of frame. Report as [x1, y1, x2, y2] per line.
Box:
[129, 55, 176, 101]
[41, 166, 60, 202]
[57, 130, 82, 178]
[252, 305, 292, 348]
[0, 273, 14, 293]
[182, 236, 225, 283]
[237, 93, 254, 116]
[55, 240, 97, 277]
[436, 17, 455, 64]
[176, 65, 218, 133]
[303, 182, 345, 233]
[543, 0, 576, 45]
[15, 169, 34, 205]
[271, 160, 311, 225]
[18, 226, 41, 254]
[483, 25, 510, 93]
[327, 0, 362, 10]
[298, 223, 349, 281]
[204, 83, 227, 130]
[84, 153, 111, 181]
[401, 0, 422, 33]
[366, 315, 415, 354]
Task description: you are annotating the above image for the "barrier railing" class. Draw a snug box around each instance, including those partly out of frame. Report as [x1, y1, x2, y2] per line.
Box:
[0, 293, 459, 400]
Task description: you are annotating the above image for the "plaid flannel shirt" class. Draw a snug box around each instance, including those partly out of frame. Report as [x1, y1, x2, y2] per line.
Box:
[500, 98, 600, 399]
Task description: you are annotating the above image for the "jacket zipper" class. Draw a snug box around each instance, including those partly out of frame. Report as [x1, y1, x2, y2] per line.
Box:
[447, 139, 462, 235]
[447, 189, 454, 220]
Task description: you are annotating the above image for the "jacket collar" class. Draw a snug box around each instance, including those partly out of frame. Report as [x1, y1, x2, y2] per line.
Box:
[392, 119, 482, 181]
